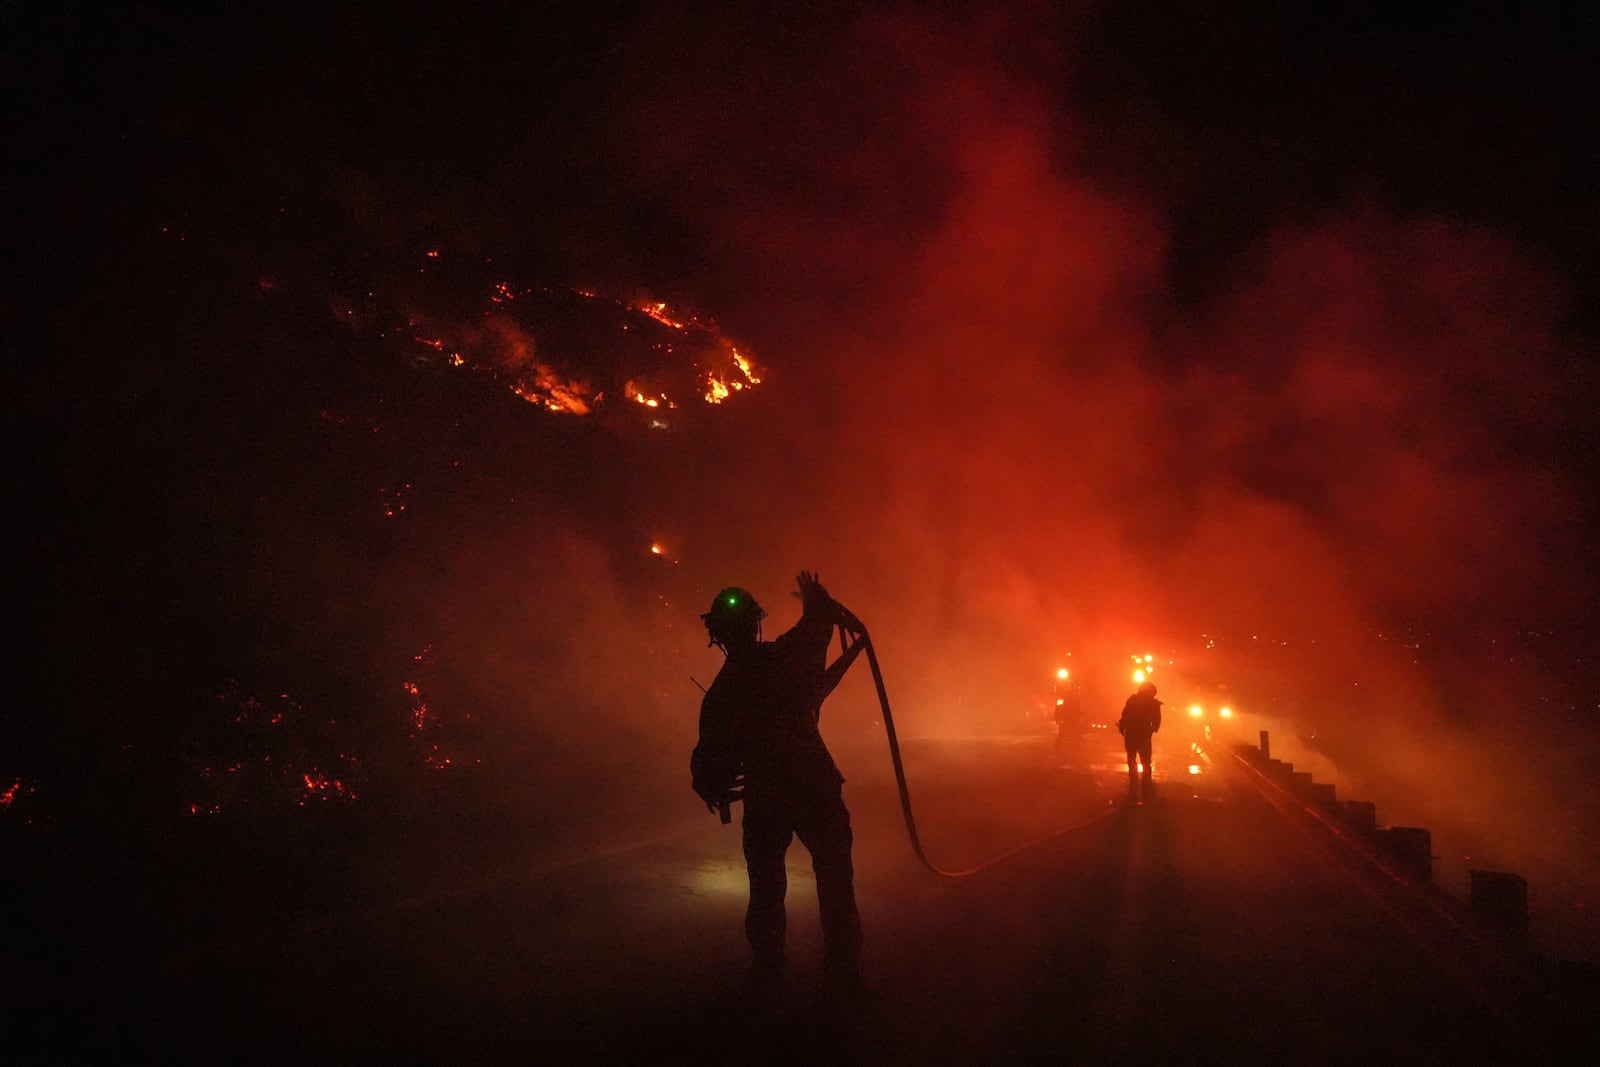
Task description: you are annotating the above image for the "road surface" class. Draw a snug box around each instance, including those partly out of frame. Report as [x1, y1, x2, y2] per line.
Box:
[9, 730, 1594, 1064]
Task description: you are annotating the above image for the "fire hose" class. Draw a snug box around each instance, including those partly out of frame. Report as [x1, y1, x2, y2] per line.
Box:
[717, 620, 1117, 880]
[853, 627, 1118, 879]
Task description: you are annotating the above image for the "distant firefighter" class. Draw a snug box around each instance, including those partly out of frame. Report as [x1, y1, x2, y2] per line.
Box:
[1118, 681, 1162, 794]
[691, 571, 867, 996]
[1054, 681, 1083, 749]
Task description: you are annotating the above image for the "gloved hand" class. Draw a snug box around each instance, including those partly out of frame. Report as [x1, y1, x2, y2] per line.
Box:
[694, 775, 744, 815]
[798, 570, 865, 635]
[796, 570, 830, 612]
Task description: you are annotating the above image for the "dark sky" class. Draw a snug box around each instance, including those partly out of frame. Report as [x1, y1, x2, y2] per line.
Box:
[13, 4, 1597, 317]
[7, 4, 1599, 817]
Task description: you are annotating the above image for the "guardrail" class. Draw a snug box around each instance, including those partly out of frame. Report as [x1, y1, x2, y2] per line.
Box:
[1236, 731, 1529, 940]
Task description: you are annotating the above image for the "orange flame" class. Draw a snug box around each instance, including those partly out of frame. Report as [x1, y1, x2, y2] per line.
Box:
[406, 287, 760, 422]
[636, 300, 686, 329]
[512, 366, 594, 414]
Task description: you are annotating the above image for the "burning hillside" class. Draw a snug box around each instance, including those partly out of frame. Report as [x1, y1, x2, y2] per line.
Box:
[332, 252, 762, 429]
[6, 222, 768, 830]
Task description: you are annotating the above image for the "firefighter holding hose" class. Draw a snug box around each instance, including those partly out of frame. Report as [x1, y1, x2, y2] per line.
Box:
[691, 570, 867, 999]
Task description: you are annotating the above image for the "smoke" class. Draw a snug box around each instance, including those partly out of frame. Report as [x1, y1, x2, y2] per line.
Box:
[533, 6, 1598, 944]
[604, 9, 1584, 706]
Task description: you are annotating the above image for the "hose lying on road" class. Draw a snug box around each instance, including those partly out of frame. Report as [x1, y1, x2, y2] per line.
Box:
[854, 628, 1118, 880]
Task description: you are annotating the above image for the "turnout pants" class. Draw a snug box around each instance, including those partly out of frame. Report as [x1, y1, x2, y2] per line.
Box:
[742, 782, 862, 978]
[1125, 731, 1154, 782]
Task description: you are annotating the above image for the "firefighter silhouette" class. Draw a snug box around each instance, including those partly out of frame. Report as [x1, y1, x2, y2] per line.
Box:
[1118, 681, 1162, 794]
[1054, 681, 1083, 749]
[691, 571, 867, 994]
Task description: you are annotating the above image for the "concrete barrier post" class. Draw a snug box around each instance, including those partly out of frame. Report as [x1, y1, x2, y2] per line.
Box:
[1340, 801, 1377, 833]
[1374, 826, 1433, 883]
[1469, 870, 1529, 938]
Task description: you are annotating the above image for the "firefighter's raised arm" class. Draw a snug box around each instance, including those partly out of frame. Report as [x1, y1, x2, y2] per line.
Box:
[796, 570, 864, 635]
[796, 570, 831, 614]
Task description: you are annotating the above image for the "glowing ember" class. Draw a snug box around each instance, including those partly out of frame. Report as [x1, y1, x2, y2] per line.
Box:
[300, 771, 349, 802]
[381, 483, 413, 517]
[402, 669, 474, 770]
[404, 680, 427, 731]
[187, 682, 364, 813]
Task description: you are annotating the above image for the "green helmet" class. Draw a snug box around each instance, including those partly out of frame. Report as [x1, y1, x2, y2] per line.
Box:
[702, 587, 766, 643]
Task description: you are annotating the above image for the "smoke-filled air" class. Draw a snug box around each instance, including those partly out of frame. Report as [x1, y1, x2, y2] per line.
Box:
[10, 4, 1599, 966]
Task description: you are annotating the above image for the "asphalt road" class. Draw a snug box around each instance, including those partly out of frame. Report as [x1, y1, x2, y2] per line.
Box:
[11, 730, 1594, 1064]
